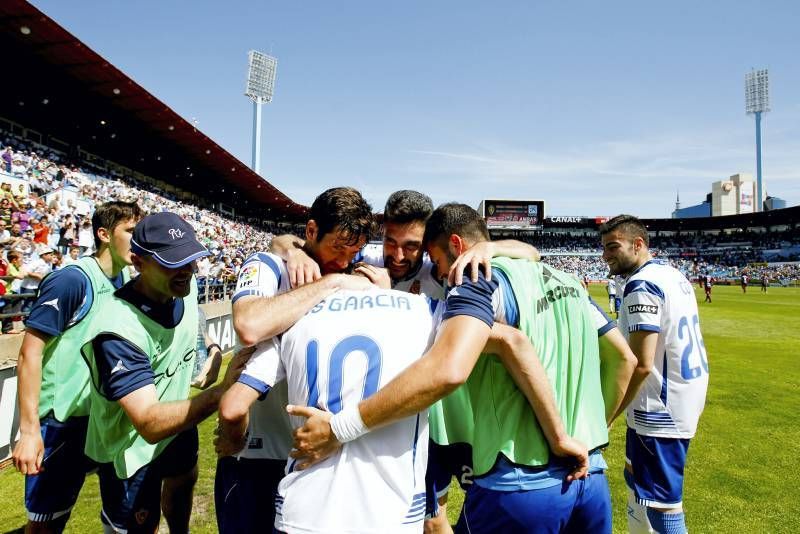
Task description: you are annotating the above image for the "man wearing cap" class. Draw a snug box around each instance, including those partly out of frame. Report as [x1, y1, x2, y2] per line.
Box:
[79, 212, 248, 533]
[13, 201, 142, 533]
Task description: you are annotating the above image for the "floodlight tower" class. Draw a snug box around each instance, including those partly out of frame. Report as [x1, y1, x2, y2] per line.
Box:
[745, 69, 770, 212]
[245, 50, 277, 175]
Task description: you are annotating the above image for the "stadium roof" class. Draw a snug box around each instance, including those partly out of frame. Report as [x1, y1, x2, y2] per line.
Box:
[0, 0, 308, 221]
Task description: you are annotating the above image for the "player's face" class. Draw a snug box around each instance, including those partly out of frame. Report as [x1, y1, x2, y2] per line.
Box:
[136, 255, 197, 302]
[108, 218, 138, 267]
[383, 221, 425, 280]
[426, 241, 458, 281]
[601, 230, 639, 276]
[307, 226, 367, 275]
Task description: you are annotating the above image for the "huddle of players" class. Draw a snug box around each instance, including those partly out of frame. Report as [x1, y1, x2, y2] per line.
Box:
[11, 188, 709, 534]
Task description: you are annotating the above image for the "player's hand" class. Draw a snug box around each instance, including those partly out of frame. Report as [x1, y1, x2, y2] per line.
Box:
[12, 430, 45, 475]
[286, 247, 321, 288]
[286, 405, 340, 470]
[334, 273, 375, 292]
[551, 435, 590, 481]
[353, 263, 391, 289]
[220, 345, 256, 389]
[448, 241, 496, 286]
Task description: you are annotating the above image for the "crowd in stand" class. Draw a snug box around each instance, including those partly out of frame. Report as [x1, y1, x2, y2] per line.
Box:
[0, 134, 297, 330]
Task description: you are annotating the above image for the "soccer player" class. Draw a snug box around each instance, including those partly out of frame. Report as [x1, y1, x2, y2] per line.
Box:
[600, 214, 709, 534]
[703, 274, 713, 303]
[740, 272, 748, 293]
[215, 187, 376, 533]
[290, 203, 614, 532]
[12, 201, 141, 533]
[80, 212, 246, 533]
[761, 273, 769, 292]
[608, 276, 618, 315]
[220, 287, 438, 532]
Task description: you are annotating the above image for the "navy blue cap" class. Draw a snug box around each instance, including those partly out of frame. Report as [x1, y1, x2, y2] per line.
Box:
[130, 212, 210, 268]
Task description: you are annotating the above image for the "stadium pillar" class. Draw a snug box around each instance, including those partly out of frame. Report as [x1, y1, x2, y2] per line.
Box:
[755, 111, 763, 212]
[251, 101, 262, 175]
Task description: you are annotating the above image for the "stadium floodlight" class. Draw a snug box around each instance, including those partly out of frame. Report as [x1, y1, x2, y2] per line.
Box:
[745, 69, 770, 212]
[245, 50, 277, 176]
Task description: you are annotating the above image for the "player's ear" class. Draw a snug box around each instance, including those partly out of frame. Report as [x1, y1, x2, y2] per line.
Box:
[448, 234, 462, 256]
[305, 220, 318, 243]
[96, 226, 111, 245]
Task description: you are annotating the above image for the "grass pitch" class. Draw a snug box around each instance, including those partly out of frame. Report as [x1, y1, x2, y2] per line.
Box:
[0, 285, 798, 533]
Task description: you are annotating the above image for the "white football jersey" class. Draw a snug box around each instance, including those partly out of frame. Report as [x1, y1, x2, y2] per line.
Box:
[607, 278, 617, 296]
[245, 288, 437, 533]
[361, 247, 445, 301]
[619, 261, 709, 438]
[230, 252, 294, 460]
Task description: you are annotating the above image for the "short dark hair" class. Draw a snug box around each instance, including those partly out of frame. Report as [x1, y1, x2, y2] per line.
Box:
[424, 203, 489, 248]
[92, 201, 143, 248]
[308, 187, 374, 245]
[383, 190, 433, 225]
[7, 250, 21, 262]
[598, 214, 649, 247]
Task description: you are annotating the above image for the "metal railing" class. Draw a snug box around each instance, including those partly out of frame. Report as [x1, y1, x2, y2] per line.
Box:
[196, 278, 237, 304]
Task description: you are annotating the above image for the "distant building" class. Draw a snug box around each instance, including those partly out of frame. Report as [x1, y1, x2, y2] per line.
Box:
[764, 196, 787, 211]
[711, 173, 756, 216]
[673, 198, 711, 218]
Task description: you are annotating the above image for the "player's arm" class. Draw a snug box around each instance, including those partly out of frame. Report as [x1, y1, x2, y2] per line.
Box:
[613, 281, 663, 420]
[233, 273, 370, 346]
[12, 269, 88, 475]
[267, 234, 320, 287]
[94, 336, 251, 444]
[216, 382, 258, 456]
[612, 330, 658, 422]
[217, 340, 283, 455]
[12, 328, 50, 475]
[448, 239, 541, 285]
[485, 323, 588, 478]
[598, 327, 637, 425]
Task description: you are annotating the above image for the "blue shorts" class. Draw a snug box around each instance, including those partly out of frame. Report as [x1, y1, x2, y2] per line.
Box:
[424, 441, 473, 517]
[215, 456, 286, 533]
[624, 427, 691, 507]
[98, 427, 199, 533]
[455, 472, 611, 534]
[25, 415, 96, 523]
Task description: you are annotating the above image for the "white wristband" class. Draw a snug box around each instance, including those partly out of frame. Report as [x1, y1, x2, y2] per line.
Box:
[330, 403, 368, 443]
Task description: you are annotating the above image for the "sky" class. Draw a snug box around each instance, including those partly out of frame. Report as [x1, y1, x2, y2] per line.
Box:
[30, 0, 800, 217]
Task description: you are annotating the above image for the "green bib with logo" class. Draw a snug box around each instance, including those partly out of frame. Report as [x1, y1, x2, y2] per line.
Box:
[430, 258, 608, 476]
[82, 281, 198, 478]
[39, 257, 130, 421]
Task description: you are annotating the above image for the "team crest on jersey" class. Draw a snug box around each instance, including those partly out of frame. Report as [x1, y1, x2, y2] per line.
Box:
[628, 304, 658, 314]
[410, 280, 421, 294]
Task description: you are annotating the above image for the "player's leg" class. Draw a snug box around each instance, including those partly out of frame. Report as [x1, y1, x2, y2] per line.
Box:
[456, 482, 575, 533]
[23, 416, 92, 534]
[425, 440, 474, 533]
[424, 440, 458, 534]
[215, 456, 284, 533]
[624, 428, 691, 534]
[97, 461, 162, 534]
[564, 471, 612, 534]
[159, 428, 200, 533]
